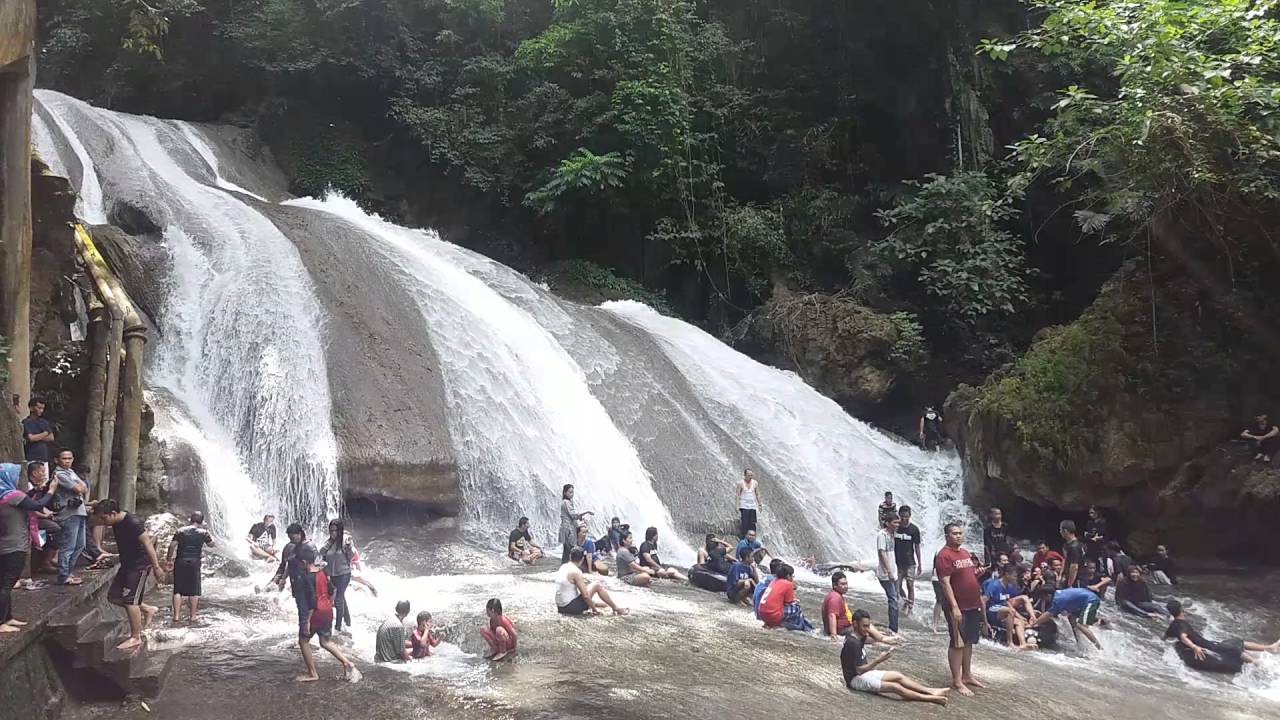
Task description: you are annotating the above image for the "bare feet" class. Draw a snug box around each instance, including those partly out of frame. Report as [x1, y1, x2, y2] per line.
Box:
[613, 608, 630, 616]
[930, 687, 951, 696]
[116, 637, 143, 651]
[963, 676, 985, 689]
[0, 623, 20, 634]
[929, 695, 949, 706]
[142, 606, 158, 630]
[491, 652, 508, 661]
[295, 674, 319, 682]
[7, 619, 27, 627]
[953, 683, 974, 697]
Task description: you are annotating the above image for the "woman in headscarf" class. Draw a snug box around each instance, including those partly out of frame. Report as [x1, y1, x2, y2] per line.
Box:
[0, 462, 55, 632]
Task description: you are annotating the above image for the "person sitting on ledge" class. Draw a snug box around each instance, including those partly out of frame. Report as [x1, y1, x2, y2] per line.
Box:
[726, 546, 760, 606]
[508, 516, 543, 565]
[638, 527, 685, 581]
[1241, 412, 1280, 462]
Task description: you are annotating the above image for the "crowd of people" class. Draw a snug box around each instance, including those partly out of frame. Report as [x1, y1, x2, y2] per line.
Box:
[5, 396, 1279, 701]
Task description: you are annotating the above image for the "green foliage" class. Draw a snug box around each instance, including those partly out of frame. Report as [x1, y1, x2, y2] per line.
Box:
[976, 310, 1128, 466]
[564, 259, 673, 314]
[988, 0, 1280, 240]
[292, 137, 369, 199]
[525, 149, 628, 215]
[119, 0, 199, 60]
[888, 311, 927, 369]
[876, 172, 1029, 325]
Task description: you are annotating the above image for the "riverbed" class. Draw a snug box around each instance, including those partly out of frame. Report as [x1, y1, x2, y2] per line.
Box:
[61, 520, 1278, 720]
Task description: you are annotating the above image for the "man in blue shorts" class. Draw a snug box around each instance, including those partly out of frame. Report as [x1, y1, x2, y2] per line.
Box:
[1031, 587, 1102, 649]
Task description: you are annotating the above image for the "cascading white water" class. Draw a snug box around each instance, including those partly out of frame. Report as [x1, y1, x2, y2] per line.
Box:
[33, 91, 342, 541]
[31, 89, 967, 566]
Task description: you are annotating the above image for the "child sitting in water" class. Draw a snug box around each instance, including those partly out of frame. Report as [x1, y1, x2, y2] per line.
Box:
[481, 598, 517, 661]
[410, 611, 442, 659]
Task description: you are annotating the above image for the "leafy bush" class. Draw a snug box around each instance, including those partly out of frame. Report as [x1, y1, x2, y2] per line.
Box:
[524, 149, 628, 215]
[986, 0, 1280, 243]
[292, 137, 368, 199]
[976, 310, 1127, 466]
[564, 259, 673, 314]
[888, 311, 927, 369]
[876, 171, 1028, 325]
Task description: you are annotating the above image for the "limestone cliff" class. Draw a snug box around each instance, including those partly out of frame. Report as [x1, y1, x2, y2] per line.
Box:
[947, 259, 1278, 557]
[734, 286, 914, 416]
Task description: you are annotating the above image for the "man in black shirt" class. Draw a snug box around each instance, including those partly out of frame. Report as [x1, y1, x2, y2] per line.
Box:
[166, 511, 214, 623]
[638, 527, 685, 580]
[841, 608, 949, 704]
[983, 507, 1010, 565]
[21, 397, 55, 463]
[1084, 506, 1108, 566]
[90, 499, 162, 651]
[247, 514, 278, 560]
[507, 516, 543, 564]
[1146, 544, 1178, 584]
[894, 506, 922, 615]
[1165, 600, 1279, 672]
[1059, 520, 1085, 588]
[1240, 413, 1280, 462]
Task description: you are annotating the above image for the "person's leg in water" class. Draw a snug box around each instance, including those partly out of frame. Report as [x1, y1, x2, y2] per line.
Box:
[187, 595, 200, 623]
[583, 582, 629, 615]
[318, 634, 356, 676]
[349, 574, 378, 597]
[877, 672, 950, 705]
[1243, 639, 1280, 652]
[1067, 614, 1102, 650]
[491, 626, 513, 661]
[297, 634, 319, 682]
[961, 643, 983, 689]
[332, 574, 351, 632]
[171, 591, 183, 623]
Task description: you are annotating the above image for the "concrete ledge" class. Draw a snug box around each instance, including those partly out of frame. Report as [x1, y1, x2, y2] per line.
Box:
[0, 566, 116, 667]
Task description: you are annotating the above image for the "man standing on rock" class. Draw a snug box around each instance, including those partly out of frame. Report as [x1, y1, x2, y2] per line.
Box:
[166, 511, 214, 623]
[91, 499, 163, 651]
[935, 522, 986, 696]
[1060, 520, 1085, 589]
[895, 506, 922, 616]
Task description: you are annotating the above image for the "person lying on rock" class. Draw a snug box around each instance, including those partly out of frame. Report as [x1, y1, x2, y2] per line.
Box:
[1165, 600, 1279, 673]
[1240, 412, 1279, 462]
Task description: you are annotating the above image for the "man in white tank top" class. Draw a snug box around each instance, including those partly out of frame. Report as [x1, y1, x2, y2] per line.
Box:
[736, 469, 761, 539]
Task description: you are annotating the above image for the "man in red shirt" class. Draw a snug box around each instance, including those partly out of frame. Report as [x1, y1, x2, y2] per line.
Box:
[823, 571, 854, 641]
[934, 522, 986, 697]
[759, 564, 811, 630]
[1032, 541, 1065, 570]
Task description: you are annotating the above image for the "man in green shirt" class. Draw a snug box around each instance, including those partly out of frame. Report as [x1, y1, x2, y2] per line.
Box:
[374, 600, 412, 663]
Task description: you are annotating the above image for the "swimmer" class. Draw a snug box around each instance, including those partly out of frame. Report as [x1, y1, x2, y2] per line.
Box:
[1030, 587, 1103, 650]
[843, 609, 949, 705]
[482, 598, 517, 661]
[638, 527, 685, 581]
[555, 547, 628, 616]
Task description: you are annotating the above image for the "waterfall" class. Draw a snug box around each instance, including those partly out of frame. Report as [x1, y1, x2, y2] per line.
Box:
[31, 90, 966, 565]
[34, 91, 342, 542]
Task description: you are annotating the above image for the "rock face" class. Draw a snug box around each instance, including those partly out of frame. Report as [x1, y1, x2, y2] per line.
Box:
[735, 286, 910, 416]
[948, 259, 1278, 557]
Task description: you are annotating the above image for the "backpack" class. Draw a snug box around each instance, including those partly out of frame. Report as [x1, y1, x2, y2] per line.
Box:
[310, 571, 334, 631]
